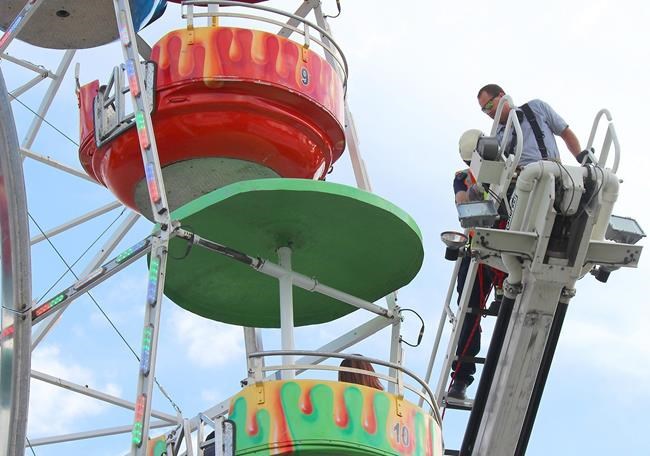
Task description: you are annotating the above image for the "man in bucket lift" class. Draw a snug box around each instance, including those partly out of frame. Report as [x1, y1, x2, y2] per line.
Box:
[449, 85, 586, 400]
[448, 130, 503, 400]
[477, 83, 586, 165]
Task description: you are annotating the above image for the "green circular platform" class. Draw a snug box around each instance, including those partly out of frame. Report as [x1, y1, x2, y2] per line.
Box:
[164, 179, 423, 327]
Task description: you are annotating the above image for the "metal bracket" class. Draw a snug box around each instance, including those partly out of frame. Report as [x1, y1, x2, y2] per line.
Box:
[472, 228, 538, 259]
[256, 383, 265, 405]
[93, 61, 156, 148]
[584, 240, 642, 267]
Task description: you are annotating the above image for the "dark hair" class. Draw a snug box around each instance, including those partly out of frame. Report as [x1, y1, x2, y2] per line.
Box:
[338, 357, 384, 391]
[477, 84, 504, 98]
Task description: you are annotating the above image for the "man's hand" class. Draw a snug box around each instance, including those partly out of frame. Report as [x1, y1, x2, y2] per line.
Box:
[467, 183, 485, 201]
[576, 148, 595, 165]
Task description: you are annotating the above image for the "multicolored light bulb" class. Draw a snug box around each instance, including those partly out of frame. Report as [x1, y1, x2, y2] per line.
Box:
[125, 59, 140, 97]
[116, 239, 149, 264]
[140, 324, 154, 375]
[132, 394, 147, 446]
[0, 325, 15, 341]
[144, 162, 161, 204]
[33, 292, 67, 319]
[147, 256, 160, 306]
[135, 111, 150, 150]
[118, 10, 131, 46]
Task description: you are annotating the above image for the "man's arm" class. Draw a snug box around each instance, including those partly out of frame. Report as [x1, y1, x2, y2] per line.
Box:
[560, 126, 581, 158]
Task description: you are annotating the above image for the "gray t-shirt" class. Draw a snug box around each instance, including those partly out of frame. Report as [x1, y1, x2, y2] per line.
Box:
[497, 99, 568, 167]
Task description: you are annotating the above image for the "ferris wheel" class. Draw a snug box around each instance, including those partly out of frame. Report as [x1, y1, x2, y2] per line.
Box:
[1, 2, 646, 456]
[0, 1, 443, 455]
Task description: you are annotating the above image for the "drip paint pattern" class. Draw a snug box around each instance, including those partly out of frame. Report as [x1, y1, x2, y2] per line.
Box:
[229, 380, 443, 455]
[152, 26, 344, 123]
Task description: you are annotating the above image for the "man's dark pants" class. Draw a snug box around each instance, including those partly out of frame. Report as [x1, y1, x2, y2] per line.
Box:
[452, 256, 494, 386]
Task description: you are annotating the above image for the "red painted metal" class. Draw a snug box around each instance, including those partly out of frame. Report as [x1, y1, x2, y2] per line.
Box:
[78, 26, 345, 212]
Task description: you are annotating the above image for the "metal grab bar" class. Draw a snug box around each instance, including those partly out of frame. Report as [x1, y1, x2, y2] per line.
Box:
[181, 0, 349, 93]
[248, 350, 442, 424]
[586, 109, 620, 173]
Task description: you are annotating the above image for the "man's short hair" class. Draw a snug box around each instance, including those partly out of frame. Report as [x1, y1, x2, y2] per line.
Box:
[477, 84, 504, 98]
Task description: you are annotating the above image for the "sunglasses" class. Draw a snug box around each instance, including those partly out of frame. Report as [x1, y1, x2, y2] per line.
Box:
[481, 95, 498, 113]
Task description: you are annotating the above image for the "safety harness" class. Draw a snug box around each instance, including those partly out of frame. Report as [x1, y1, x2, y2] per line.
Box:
[520, 103, 548, 159]
[504, 102, 548, 159]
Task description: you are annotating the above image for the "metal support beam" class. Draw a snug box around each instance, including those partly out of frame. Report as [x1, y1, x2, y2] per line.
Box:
[421, 257, 462, 406]
[183, 230, 393, 318]
[0, 53, 53, 77]
[10, 73, 48, 99]
[20, 147, 97, 184]
[0, 61, 32, 456]
[387, 293, 401, 394]
[296, 315, 392, 369]
[27, 420, 172, 447]
[29, 201, 123, 245]
[434, 258, 480, 404]
[113, 2, 172, 453]
[22, 50, 76, 149]
[243, 327, 264, 382]
[31, 370, 177, 424]
[277, 0, 318, 38]
[277, 246, 295, 379]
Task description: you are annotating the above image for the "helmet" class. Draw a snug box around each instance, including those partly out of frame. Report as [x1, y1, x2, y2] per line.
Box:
[458, 129, 484, 163]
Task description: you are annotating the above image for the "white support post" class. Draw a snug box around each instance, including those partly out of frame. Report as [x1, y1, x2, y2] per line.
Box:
[131, 236, 169, 455]
[434, 258, 479, 405]
[277, 0, 319, 38]
[243, 327, 264, 382]
[387, 293, 401, 394]
[9, 73, 47, 98]
[112, 1, 172, 454]
[207, 2, 219, 27]
[20, 147, 97, 183]
[277, 246, 295, 380]
[21, 50, 76, 149]
[29, 201, 123, 245]
[0, 62, 32, 456]
[31, 370, 177, 423]
[420, 257, 463, 406]
[27, 420, 173, 447]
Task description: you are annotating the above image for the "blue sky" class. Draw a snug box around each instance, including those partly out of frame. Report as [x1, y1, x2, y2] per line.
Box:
[2, 0, 649, 454]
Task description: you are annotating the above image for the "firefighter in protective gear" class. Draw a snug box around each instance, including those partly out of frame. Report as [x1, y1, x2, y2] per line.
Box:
[448, 129, 495, 401]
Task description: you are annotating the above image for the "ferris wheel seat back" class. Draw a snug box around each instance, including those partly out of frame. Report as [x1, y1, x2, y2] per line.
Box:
[77, 26, 345, 218]
[229, 379, 443, 455]
[0, 0, 167, 49]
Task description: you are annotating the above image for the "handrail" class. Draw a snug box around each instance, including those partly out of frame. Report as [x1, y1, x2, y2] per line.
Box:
[181, 0, 349, 94]
[586, 109, 620, 173]
[248, 350, 442, 424]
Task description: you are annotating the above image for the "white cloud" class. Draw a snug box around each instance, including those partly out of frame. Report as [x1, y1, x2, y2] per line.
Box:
[28, 345, 124, 437]
[171, 307, 245, 368]
[200, 389, 221, 403]
[558, 313, 650, 396]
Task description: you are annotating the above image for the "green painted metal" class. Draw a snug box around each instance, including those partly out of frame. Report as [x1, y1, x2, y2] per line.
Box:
[163, 179, 423, 327]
